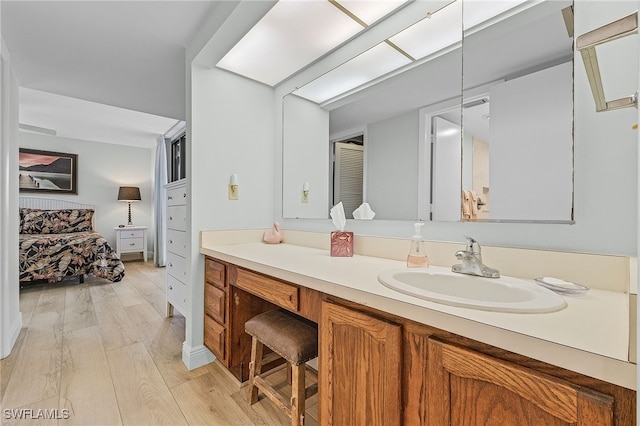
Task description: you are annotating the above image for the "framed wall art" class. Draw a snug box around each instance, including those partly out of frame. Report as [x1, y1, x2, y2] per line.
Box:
[19, 148, 78, 194]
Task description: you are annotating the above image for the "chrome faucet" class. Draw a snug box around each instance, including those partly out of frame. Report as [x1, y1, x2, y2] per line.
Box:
[451, 236, 500, 278]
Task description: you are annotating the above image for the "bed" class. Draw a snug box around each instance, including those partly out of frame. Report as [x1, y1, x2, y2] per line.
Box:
[19, 197, 125, 283]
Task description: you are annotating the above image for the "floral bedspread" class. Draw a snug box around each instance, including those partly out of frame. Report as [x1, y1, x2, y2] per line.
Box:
[19, 231, 125, 282]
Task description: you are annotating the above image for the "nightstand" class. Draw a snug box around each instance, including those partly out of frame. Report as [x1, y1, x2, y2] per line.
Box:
[114, 226, 148, 262]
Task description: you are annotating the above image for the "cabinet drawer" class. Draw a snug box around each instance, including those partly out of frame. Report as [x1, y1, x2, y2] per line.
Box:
[120, 229, 144, 239]
[234, 268, 299, 311]
[167, 229, 187, 256]
[167, 186, 187, 206]
[167, 206, 187, 231]
[167, 252, 186, 281]
[121, 237, 144, 251]
[205, 258, 226, 288]
[167, 275, 186, 312]
[205, 283, 225, 324]
[204, 315, 225, 360]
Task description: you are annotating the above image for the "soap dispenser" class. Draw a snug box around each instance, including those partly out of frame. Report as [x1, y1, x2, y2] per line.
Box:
[407, 222, 429, 268]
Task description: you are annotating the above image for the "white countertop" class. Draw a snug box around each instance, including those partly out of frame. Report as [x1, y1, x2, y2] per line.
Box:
[200, 240, 635, 390]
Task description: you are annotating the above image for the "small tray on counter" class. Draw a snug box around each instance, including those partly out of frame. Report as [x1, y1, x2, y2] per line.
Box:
[534, 277, 590, 295]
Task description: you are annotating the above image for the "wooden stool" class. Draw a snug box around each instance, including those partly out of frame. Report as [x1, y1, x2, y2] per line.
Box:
[245, 309, 319, 426]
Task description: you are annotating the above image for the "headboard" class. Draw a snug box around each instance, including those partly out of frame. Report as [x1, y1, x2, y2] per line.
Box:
[19, 196, 97, 229]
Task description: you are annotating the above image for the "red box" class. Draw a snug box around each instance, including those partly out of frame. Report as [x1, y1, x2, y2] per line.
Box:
[330, 231, 353, 257]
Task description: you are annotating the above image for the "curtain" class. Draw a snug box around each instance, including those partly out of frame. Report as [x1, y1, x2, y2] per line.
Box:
[154, 135, 168, 266]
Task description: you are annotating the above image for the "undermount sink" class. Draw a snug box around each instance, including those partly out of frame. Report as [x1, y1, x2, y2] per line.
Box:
[377, 267, 567, 313]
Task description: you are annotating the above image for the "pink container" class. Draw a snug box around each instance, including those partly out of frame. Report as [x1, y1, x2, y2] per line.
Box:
[330, 231, 353, 257]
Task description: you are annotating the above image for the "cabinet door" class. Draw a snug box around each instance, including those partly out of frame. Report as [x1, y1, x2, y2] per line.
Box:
[204, 315, 225, 361]
[320, 301, 402, 426]
[204, 282, 225, 324]
[427, 338, 614, 425]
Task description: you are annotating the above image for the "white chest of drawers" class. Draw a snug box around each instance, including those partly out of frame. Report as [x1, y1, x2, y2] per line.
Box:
[165, 180, 188, 317]
[114, 226, 148, 262]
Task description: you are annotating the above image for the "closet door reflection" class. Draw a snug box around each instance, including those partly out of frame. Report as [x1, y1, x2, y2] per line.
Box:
[431, 117, 461, 221]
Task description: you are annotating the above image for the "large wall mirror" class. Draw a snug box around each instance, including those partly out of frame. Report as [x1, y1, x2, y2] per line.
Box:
[282, 0, 574, 223]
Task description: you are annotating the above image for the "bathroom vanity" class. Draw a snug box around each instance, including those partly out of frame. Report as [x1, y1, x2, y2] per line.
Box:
[200, 230, 636, 425]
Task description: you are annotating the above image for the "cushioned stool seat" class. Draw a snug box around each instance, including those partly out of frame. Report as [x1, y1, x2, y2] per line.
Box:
[245, 309, 318, 426]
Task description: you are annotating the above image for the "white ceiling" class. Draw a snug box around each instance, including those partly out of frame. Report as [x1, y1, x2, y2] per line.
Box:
[2, 1, 216, 148]
[19, 87, 181, 148]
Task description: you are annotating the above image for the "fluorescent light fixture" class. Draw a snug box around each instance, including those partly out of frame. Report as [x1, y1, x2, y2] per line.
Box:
[294, 42, 412, 103]
[221, 0, 541, 104]
[388, 0, 462, 60]
[335, 0, 406, 25]
[294, 0, 460, 104]
[217, 0, 407, 86]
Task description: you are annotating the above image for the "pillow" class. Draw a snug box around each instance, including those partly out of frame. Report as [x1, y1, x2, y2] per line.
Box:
[20, 208, 94, 234]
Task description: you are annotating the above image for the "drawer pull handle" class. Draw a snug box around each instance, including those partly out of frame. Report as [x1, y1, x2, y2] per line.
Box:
[168, 195, 173, 200]
[169, 263, 173, 267]
[168, 239, 173, 244]
[169, 285, 173, 290]
[169, 216, 173, 220]
[129, 243, 136, 246]
[183, 193, 186, 197]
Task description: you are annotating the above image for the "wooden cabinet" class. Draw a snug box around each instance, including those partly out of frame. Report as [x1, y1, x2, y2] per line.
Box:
[203, 258, 228, 363]
[321, 300, 634, 426]
[234, 268, 299, 311]
[320, 300, 402, 426]
[165, 179, 187, 316]
[427, 338, 614, 425]
[203, 258, 635, 425]
[203, 257, 322, 381]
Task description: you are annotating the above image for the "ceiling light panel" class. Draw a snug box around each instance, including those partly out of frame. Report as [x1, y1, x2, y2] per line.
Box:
[336, 0, 407, 25]
[388, 0, 462, 60]
[294, 42, 411, 103]
[217, 0, 408, 86]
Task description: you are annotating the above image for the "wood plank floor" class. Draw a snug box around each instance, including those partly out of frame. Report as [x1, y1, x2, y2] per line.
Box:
[1, 261, 318, 425]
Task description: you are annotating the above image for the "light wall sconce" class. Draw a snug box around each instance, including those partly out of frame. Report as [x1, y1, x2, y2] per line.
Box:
[302, 181, 310, 203]
[117, 186, 141, 226]
[229, 174, 239, 200]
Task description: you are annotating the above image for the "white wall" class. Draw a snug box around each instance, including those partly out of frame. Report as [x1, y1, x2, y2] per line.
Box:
[186, 66, 275, 367]
[366, 110, 419, 220]
[490, 62, 573, 221]
[19, 132, 154, 254]
[190, 67, 275, 231]
[282, 94, 329, 219]
[1, 34, 22, 359]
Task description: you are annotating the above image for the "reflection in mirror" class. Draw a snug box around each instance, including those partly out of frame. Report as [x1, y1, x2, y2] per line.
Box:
[283, 1, 463, 220]
[332, 135, 364, 218]
[282, 0, 575, 223]
[460, 0, 574, 222]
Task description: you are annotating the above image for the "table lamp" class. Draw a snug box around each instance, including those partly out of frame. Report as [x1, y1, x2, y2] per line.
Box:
[117, 186, 141, 226]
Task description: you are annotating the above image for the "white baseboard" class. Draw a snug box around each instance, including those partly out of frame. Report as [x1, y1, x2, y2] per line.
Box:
[182, 341, 215, 370]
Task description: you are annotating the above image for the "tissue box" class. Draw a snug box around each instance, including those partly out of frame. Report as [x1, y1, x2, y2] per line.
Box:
[331, 231, 353, 257]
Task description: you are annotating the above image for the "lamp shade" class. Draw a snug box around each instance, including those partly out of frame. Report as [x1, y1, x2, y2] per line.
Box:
[117, 186, 141, 202]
